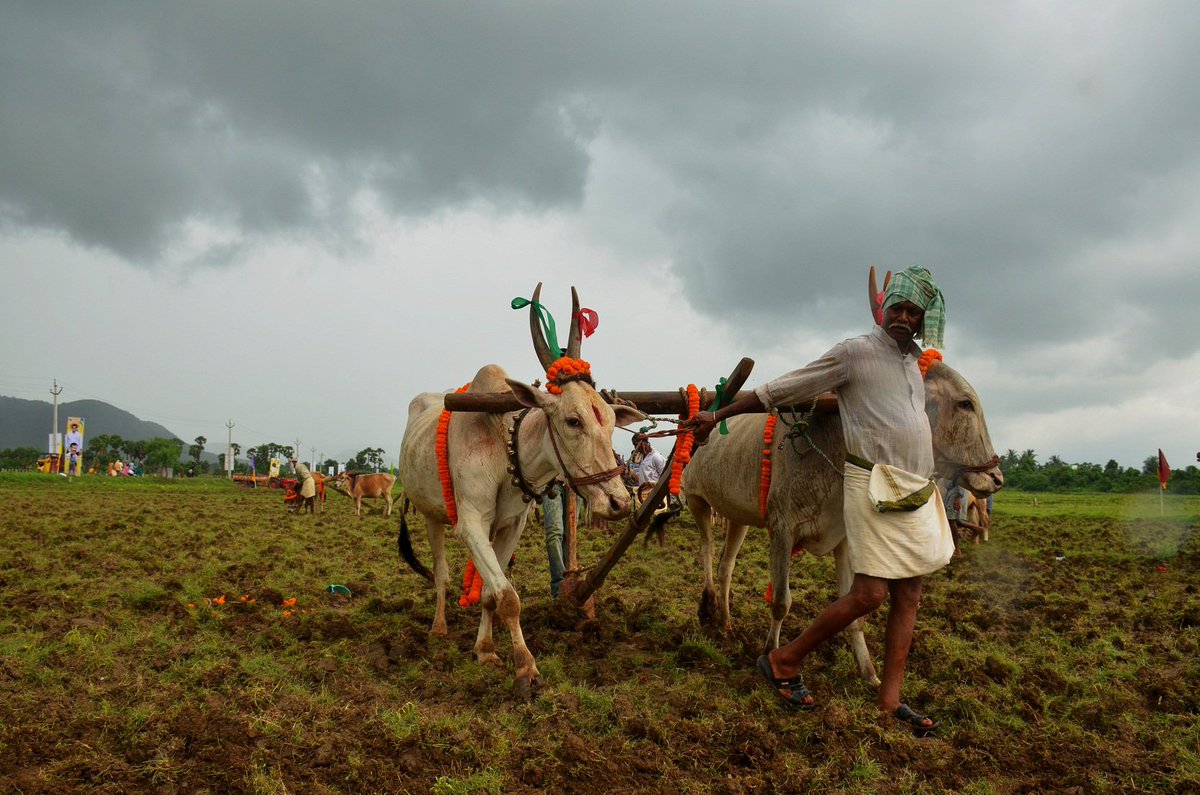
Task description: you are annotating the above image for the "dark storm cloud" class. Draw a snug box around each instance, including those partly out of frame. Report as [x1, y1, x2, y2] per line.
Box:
[2, 1, 1199, 363]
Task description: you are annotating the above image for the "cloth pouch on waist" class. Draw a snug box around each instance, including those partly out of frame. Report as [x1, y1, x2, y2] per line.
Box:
[867, 463, 936, 512]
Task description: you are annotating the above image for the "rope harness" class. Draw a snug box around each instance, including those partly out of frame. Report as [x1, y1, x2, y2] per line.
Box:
[506, 405, 628, 504]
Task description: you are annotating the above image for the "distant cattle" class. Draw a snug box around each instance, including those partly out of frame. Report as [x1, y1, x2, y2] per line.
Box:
[334, 471, 397, 516]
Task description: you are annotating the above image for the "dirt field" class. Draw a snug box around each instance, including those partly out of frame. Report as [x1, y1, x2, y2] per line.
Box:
[1, 474, 1197, 793]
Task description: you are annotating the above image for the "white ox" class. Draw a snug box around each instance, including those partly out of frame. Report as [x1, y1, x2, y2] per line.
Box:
[683, 358, 1003, 685]
[398, 285, 641, 697]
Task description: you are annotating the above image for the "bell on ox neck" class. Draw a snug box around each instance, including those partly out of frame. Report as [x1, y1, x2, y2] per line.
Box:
[506, 464, 516, 475]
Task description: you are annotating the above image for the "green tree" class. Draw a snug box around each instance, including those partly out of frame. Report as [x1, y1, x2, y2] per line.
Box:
[145, 437, 184, 475]
[352, 447, 386, 472]
[189, 436, 207, 465]
[0, 446, 41, 469]
[122, 439, 148, 465]
[246, 443, 295, 474]
[88, 434, 124, 466]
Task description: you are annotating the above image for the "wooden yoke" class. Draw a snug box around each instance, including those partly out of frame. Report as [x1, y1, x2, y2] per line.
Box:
[444, 387, 838, 416]
[570, 357, 756, 606]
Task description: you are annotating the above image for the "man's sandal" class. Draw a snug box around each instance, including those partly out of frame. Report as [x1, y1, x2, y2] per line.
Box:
[893, 703, 940, 737]
[755, 654, 816, 711]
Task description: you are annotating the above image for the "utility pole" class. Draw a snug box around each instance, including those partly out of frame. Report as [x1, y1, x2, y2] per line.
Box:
[225, 419, 235, 478]
[310, 446, 316, 470]
[50, 379, 62, 472]
[294, 437, 301, 465]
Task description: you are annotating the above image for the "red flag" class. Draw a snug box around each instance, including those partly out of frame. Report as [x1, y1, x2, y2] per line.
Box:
[1157, 449, 1170, 490]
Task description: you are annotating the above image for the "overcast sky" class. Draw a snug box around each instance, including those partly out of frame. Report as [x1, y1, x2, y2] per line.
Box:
[3, 2, 1198, 471]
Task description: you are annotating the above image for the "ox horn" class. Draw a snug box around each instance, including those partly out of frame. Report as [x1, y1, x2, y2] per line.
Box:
[529, 282, 558, 370]
[868, 266, 892, 325]
[566, 286, 582, 360]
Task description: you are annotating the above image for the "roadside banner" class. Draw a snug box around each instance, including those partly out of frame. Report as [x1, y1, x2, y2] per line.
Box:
[65, 417, 85, 477]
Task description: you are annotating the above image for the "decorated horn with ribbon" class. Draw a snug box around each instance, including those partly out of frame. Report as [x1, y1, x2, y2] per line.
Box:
[868, 266, 892, 326]
[525, 282, 559, 369]
[566, 286, 583, 359]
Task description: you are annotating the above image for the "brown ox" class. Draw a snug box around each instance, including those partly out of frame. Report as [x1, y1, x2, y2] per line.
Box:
[334, 471, 398, 516]
[398, 285, 641, 697]
[683, 359, 1003, 685]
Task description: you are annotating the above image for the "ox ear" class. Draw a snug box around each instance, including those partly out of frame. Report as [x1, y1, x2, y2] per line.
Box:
[506, 377, 553, 410]
[611, 405, 645, 428]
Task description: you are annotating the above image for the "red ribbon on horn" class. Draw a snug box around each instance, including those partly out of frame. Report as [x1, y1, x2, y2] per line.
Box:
[574, 308, 599, 338]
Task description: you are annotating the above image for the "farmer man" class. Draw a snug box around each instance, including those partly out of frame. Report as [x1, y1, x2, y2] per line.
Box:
[289, 456, 317, 514]
[629, 434, 667, 486]
[689, 266, 954, 737]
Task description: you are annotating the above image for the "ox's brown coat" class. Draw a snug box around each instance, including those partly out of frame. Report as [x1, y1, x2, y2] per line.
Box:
[335, 472, 397, 516]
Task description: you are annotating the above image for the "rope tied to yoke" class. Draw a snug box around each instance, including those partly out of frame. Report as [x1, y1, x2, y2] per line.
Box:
[776, 396, 842, 476]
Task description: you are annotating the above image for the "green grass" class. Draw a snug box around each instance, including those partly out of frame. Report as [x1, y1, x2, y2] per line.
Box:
[0, 473, 1198, 792]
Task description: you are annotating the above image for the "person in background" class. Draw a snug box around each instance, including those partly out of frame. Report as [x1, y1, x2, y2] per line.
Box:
[629, 434, 667, 486]
[289, 456, 316, 514]
[541, 484, 570, 596]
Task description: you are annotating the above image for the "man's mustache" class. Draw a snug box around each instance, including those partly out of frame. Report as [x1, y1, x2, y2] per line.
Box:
[888, 322, 913, 333]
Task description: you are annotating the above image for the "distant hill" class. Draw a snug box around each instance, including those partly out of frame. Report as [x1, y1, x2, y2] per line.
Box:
[0, 395, 182, 451]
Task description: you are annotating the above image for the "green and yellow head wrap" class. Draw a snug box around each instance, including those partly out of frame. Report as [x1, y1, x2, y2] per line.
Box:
[881, 266, 946, 349]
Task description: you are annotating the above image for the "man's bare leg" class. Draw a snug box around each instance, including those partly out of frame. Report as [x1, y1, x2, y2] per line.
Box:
[765, 573, 888, 680]
[878, 576, 934, 731]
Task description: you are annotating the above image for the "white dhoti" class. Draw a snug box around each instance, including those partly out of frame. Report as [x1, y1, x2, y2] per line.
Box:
[843, 462, 954, 579]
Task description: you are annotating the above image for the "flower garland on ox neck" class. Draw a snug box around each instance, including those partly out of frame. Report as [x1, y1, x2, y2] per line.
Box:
[759, 413, 778, 518]
[669, 384, 700, 495]
[917, 349, 943, 379]
[436, 383, 486, 608]
[436, 383, 472, 526]
[545, 356, 593, 394]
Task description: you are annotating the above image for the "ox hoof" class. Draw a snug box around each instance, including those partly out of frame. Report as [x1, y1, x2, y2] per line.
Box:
[431, 623, 448, 637]
[514, 674, 543, 700]
[477, 652, 504, 669]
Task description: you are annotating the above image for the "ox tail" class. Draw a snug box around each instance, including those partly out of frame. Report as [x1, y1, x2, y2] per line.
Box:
[641, 499, 682, 547]
[397, 498, 433, 582]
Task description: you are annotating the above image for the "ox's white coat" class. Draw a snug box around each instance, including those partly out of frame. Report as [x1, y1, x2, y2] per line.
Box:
[398, 364, 640, 696]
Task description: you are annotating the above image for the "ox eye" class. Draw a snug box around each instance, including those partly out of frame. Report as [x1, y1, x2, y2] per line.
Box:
[565, 416, 583, 429]
[957, 400, 974, 411]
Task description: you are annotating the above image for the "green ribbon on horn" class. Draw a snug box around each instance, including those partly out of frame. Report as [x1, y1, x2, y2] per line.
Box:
[511, 297, 563, 358]
[708, 376, 730, 435]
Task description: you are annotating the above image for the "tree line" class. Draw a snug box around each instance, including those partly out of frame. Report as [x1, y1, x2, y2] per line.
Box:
[1, 437, 392, 476]
[998, 450, 1200, 494]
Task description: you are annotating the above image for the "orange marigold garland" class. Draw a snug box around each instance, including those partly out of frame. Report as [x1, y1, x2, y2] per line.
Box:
[437, 383, 484, 608]
[459, 558, 483, 607]
[436, 383, 471, 525]
[917, 349, 943, 379]
[545, 356, 592, 394]
[669, 384, 701, 495]
[759, 413, 778, 518]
